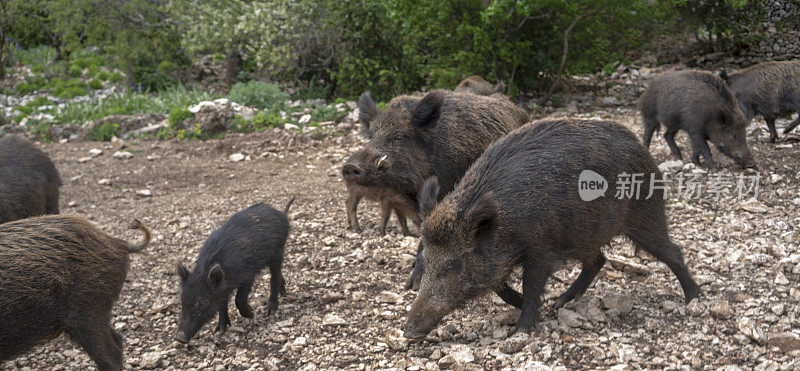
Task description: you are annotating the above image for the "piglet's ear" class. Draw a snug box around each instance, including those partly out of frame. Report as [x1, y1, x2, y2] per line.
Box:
[419, 177, 440, 219]
[177, 263, 190, 283]
[207, 263, 225, 288]
[411, 91, 445, 129]
[358, 91, 378, 137]
[467, 192, 498, 244]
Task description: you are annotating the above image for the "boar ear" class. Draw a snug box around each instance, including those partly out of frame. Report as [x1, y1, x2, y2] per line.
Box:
[467, 192, 498, 244]
[492, 81, 506, 94]
[177, 263, 190, 283]
[358, 92, 378, 136]
[411, 91, 445, 129]
[419, 177, 440, 219]
[206, 263, 225, 288]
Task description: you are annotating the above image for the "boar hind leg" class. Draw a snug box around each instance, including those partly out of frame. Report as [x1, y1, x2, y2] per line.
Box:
[68, 315, 123, 371]
[627, 228, 700, 304]
[765, 117, 779, 142]
[405, 241, 426, 290]
[783, 115, 800, 134]
[235, 285, 254, 318]
[494, 282, 523, 309]
[379, 203, 392, 236]
[513, 260, 553, 334]
[663, 129, 682, 160]
[394, 208, 414, 236]
[554, 253, 606, 309]
[689, 133, 716, 168]
[642, 117, 659, 148]
[267, 263, 284, 316]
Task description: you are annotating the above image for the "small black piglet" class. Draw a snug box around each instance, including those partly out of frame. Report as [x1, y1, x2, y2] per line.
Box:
[174, 197, 294, 343]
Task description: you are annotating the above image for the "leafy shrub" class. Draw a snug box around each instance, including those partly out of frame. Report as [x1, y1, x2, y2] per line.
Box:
[168, 106, 193, 127]
[68, 64, 83, 77]
[228, 80, 288, 109]
[88, 79, 103, 90]
[16, 82, 38, 94]
[231, 111, 283, 133]
[97, 71, 110, 81]
[74, 58, 90, 68]
[310, 104, 343, 123]
[87, 122, 119, 141]
[108, 72, 122, 83]
[87, 64, 100, 77]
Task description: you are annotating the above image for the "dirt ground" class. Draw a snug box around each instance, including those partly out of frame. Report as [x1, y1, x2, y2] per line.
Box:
[4, 107, 800, 370]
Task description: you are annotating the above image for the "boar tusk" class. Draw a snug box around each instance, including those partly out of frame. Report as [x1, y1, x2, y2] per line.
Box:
[377, 155, 387, 168]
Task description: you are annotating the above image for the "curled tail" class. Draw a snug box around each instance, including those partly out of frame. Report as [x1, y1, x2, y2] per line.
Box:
[284, 196, 296, 214]
[126, 218, 151, 253]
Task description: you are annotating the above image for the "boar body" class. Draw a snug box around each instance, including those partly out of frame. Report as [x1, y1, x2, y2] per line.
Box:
[0, 215, 150, 370]
[722, 61, 800, 142]
[640, 70, 755, 168]
[0, 135, 62, 224]
[404, 119, 700, 339]
[175, 198, 294, 343]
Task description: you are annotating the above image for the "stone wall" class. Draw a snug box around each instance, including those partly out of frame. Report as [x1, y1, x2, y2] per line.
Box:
[744, 0, 800, 64]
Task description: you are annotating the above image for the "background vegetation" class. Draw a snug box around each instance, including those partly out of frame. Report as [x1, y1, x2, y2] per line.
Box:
[1, 0, 768, 100]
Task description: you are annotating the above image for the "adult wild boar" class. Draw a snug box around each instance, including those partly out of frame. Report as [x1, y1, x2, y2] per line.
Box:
[0, 134, 62, 224]
[721, 61, 800, 142]
[640, 70, 755, 169]
[454, 75, 506, 96]
[404, 119, 700, 339]
[0, 216, 151, 370]
[341, 90, 529, 289]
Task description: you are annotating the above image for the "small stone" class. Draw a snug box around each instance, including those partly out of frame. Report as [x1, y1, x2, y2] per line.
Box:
[438, 355, 456, 370]
[140, 351, 163, 369]
[557, 308, 585, 328]
[774, 271, 789, 285]
[770, 303, 785, 316]
[376, 291, 402, 304]
[78, 156, 93, 163]
[686, 300, 707, 317]
[229, 153, 245, 162]
[284, 123, 299, 130]
[499, 332, 529, 354]
[322, 313, 347, 326]
[737, 317, 766, 344]
[89, 148, 103, 157]
[67, 201, 78, 207]
[98, 178, 112, 186]
[603, 293, 633, 313]
[494, 310, 521, 326]
[112, 151, 133, 159]
[767, 333, 800, 353]
[135, 189, 152, 197]
[492, 328, 507, 339]
[709, 298, 733, 319]
[298, 114, 312, 125]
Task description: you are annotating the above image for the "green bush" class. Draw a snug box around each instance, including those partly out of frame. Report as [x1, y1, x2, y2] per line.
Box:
[228, 80, 288, 109]
[74, 57, 90, 68]
[310, 105, 343, 123]
[168, 106, 193, 127]
[87, 121, 119, 141]
[97, 71, 110, 81]
[87, 64, 100, 77]
[88, 79, 103, 90]
[109, 72, 122, 83]
[68, 64, 83, 77]
[231, 111, 283, 133]
[16, 82, 38, 94]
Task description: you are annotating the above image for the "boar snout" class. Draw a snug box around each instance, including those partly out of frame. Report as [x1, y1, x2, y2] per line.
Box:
[342, 163, 363, 182]
[404, 300, 445, 339]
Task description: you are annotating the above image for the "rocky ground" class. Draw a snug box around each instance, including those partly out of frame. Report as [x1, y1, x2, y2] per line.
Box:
[3, 105, 800, 370]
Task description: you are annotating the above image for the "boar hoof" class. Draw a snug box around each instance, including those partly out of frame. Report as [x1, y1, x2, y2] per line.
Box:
[239, 305, 254, 318]
[511, 324, 532, 335]
[214, 320, 229, 335]
[267, 300, 279, 316]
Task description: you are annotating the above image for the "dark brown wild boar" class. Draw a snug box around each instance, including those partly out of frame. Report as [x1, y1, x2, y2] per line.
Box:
[454, 75, 506, 96]
[721, 61, 800, 142]
[0, 134, 62, 224]
[0, 215, 151, 371]
[404, 119, 700, 339]
[640, 70, 756, 169]
[345, 181, 420, 236]
[341, 90, 529, 289]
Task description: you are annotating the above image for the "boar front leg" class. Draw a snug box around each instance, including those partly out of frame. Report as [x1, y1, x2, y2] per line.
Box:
[513, 259, 553, 334]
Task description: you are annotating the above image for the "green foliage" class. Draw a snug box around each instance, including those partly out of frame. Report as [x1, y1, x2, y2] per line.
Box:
[97, 71, 110, 81]
[674, 0, 766, 50]
[68, 64, 83, 77]
[168, 106, 193, 127]
[55, 85, 215, 125]
[86, 121, 119, 141]
[8, 45, 56, 67]
[309, 104, 343, 123]
[108, 72, 122, 83]
[52, 78, 88, 98]
[228, 80, 288, 109]
[88, 79, 103, 90]
[231, 111, 284, 133]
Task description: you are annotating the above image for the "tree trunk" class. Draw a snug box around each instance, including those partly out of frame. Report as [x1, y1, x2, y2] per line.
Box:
[224, 49, 242, 87]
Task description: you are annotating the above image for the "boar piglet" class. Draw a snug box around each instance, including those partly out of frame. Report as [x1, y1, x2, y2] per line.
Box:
[0, 215, 151, 371]
[343, 149, 419, 236]
[721, 61, 800, 142]
[345, 181, 419, 236]
[454, 75, 506, 96]
[175, 198, 295, 343]
[640, 70, 755, 169]
[404, 119, 700, 339]
[0, 134, 62, 224]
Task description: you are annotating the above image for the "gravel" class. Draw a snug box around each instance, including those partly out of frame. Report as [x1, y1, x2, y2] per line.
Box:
[3, 106, 800, 370]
